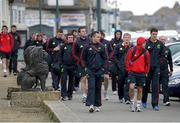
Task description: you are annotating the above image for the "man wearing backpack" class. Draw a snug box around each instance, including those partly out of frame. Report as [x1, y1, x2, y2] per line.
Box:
[125, 37, 150, 112]
[0, 25, 14, 77]
[142, 28, 164, 111]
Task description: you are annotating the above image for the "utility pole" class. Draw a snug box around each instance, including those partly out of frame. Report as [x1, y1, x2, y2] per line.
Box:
[56, 0, 60, 30]
[39, 0, 42, 33]
[96, 0, 101, 31]
[8, 0, 14, 26]
[89, 0, 93, 32]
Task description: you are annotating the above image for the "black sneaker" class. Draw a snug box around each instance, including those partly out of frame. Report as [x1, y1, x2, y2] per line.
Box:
[13, 72, 17, 76]
[3, 74, 7, 77]
[68, 97, 72, 100]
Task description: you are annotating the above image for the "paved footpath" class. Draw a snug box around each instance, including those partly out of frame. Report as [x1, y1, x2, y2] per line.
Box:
[0, 62, 51, 122]
[63, 85, 180, 122]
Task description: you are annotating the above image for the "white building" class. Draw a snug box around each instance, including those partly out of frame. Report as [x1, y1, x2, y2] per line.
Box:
[0, 0, 10, 28]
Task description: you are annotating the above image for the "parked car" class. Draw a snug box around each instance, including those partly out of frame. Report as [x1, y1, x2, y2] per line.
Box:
[166, 42, 180, 56]
[168, 52, 180, 99]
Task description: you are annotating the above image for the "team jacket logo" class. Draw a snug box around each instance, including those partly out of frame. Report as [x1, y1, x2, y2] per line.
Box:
[113, 43, 116, 46]
[89, 48, 92, 51]
[80, 45, 84, 48]
[148, 46, 151, 49]
[157, 44, 160, 49]
[64, 47, 67, 50]
[15, 36, 18, 40]
[52, 42, 55, 45]
[119, 47, 123, 50]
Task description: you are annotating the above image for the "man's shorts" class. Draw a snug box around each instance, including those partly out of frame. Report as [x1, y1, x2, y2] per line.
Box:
[127, 72, 146, 87]
[0, 52, 10, 59]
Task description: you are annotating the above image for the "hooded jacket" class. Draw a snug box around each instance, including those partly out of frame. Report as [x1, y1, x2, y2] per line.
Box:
[109, 30, 123, 61]
[0, 32, 14, 53]
[125, 37, 150, 74]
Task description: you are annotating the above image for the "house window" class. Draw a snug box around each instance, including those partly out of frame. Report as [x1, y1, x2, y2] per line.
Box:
[12, 6, 25, 24]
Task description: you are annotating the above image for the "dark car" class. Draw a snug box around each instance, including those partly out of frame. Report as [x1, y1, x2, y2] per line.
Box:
[168, 52, 180, 99]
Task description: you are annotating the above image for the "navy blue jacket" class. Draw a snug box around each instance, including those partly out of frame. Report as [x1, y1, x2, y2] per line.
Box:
[145, 39, 164, 68]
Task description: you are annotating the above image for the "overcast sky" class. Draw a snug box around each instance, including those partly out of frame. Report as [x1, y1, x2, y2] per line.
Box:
[116, 0, 180, 15]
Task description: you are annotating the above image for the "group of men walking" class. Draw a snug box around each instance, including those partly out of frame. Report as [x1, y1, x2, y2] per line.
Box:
[0, 25, 173, 113]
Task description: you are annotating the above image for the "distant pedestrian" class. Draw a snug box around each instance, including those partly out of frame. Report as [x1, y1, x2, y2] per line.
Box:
[9, 25, 21, 75]
[159, 36, 173, 106]
[0, 25, 14, 77]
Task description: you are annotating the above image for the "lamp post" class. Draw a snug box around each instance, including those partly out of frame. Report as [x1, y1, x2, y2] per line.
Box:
[96, 0, 101, 31]
[56, 0, 60, 30]
[8, 0, 14, 26]
[39, 0, 42, 33]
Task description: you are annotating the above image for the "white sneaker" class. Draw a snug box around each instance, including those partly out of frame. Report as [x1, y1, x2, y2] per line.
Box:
[130, 102, 136, 112]
[89, 105, 94, 113]
[82, 96, 86, 103]
[95, 106, 100, 112]
[113, 91, 117, 95]
[119, 99, 123, 103]
[104, 91, 109, 100]
[163, 102, 170, 106]
[125, 100, 130, 104]
[136, 103, 142, 112]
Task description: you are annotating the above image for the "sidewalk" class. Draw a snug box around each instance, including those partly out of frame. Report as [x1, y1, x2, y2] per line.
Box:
[0, 61, 51, 122]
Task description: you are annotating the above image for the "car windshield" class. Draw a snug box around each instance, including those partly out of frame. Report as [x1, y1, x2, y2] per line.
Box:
[167, 43, 180, 56]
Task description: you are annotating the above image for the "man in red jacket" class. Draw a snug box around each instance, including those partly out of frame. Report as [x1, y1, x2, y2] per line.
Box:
[0, 25, 14, 77]
[125, 37, 150, 112]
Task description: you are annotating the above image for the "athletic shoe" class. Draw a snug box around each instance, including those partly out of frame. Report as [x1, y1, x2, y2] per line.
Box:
[119, 98, 123, 103]
[89, 105, 94, 113]
[142, 102, 147, 108]
[163, 102, 170, 106]
[125, 100, 130, 104]
[95, 107, 100, 112]
[136, 103, 142, 112]
[153, 105, 160, 111]
[104, 91, 109, 100]
[82, 96, 86, 103]
[113, 91, 117, 95]
[130, 102, 136, 112]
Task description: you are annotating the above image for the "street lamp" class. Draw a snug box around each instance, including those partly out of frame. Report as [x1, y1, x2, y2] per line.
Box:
[39, 0, 42, 33]
[56, 0, 60, 30]
[96, 0, 101, 31]
[8, 0, 14, 26]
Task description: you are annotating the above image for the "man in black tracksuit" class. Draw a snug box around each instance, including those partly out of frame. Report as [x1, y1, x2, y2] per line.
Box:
[109, 30, 123, 94]
[81, 31, 108, 113]
[47, 30, 64, 91]
[9, 25, 21, 75]
[114, 33, 131, 103]
[142, 28, 164, 111]
[159, 36, 173, 106]
[72, 27, 89, 102]
[60, 34, 76, 100]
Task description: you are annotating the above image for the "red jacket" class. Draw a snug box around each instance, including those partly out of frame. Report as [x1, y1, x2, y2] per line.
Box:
[0, 32, 14, 53]
[125, 37, 150, 74]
